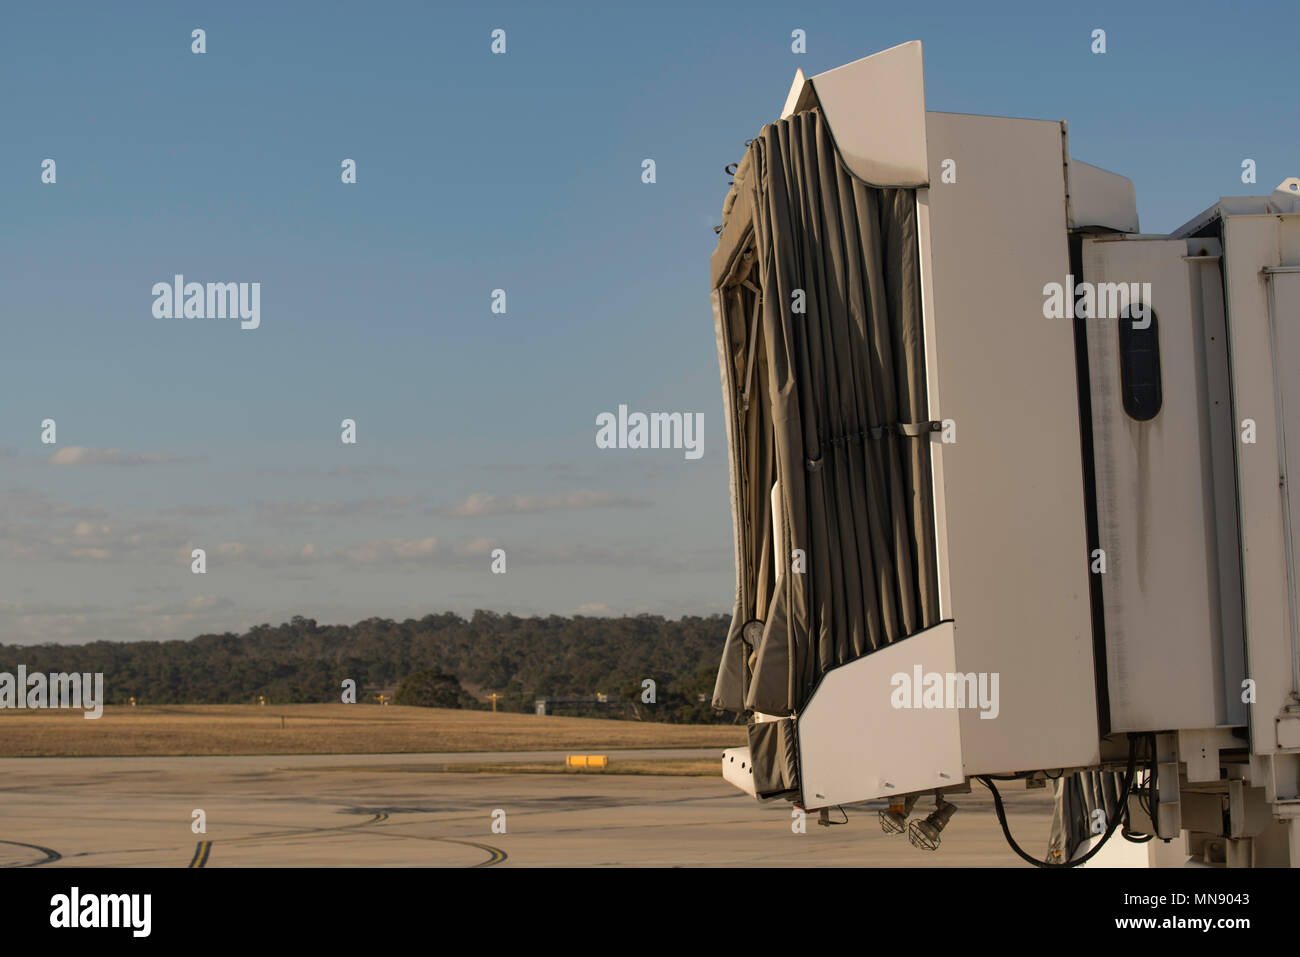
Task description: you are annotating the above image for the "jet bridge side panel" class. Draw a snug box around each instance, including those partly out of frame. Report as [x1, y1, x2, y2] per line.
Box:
[797, 621, 963, 809]
[1221, 214, 1300, 755]
[1081, 236, 1230, 732]
[922, 111, 1100, 774]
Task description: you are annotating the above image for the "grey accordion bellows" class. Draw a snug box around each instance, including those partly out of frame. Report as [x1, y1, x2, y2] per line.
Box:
[711, 106, 940, 720]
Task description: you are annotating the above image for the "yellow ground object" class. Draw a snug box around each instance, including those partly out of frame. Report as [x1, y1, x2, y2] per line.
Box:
[564, 754, 608, 770]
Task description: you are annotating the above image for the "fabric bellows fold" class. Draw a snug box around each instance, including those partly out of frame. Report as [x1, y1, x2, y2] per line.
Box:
[712, 107, 940, 732]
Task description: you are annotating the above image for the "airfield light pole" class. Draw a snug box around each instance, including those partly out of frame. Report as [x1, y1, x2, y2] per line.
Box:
[487, 693, 503, 713]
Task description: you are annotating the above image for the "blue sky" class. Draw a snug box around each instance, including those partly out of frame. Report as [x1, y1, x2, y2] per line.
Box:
[2, 0, 1295, 642]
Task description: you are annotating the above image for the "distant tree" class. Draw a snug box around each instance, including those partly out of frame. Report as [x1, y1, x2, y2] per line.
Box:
[665, 666, 731, 724]
[0, 611, 732, 718]
[394, 669, 470, 709]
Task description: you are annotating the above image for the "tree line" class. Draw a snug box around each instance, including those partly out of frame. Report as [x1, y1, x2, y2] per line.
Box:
[0, 611, 733, 723]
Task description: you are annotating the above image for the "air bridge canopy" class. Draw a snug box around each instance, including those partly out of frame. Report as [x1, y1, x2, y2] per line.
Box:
[711, 41, 1101, 808]
[710, 43, 942, 801]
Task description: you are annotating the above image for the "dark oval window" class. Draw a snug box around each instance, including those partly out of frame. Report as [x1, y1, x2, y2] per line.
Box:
[1118, 305, 1162, 421]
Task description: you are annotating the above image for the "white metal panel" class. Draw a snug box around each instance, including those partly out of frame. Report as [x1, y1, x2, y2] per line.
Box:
[1267, 268, 1300, 709]
[1078, 831, 1155, 867]
[722, 747, 757, 795]
[1067, 158, 1139, 233]
[1186, 245, 1248, 727]
[1082, 236, 1225, 731]
[1221, 214, 1300, 754]
[711, 289, 747, 643]
[1272, 178, 1300, 214]
[923, 111, 1100, 774]
[796, 621, 963, 809]
[779, 68, 810, 119]
[916, 189, 952, 621]
[808, 41, 928, 187]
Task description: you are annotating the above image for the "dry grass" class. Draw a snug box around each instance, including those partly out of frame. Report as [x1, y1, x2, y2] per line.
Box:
[0, 704, 745, 758]
[293, 759, 721, 776]
[444, 760, 720, 776]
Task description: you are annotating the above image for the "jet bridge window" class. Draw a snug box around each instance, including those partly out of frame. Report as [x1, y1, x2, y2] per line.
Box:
[1118, 306, 1162, 421]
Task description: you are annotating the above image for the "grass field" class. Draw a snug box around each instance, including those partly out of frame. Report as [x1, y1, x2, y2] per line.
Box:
[0, 704, 747, 757]
[289, 758, 722, 776]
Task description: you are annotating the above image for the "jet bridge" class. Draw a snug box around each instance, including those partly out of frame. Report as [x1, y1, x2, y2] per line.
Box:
[709, 40, 1300, 867]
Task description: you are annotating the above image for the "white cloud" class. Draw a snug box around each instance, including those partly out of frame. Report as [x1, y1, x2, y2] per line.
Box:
[1, 516, 190, 562]
[188, 537, 440, 568]
[440, 489, 648, 517]
[49, 447, 203, 466]
[341, 537, 438, 564]
[452, 536, 496, 557]
[255, 496, 419, 523]
[0, 489, 107, 520]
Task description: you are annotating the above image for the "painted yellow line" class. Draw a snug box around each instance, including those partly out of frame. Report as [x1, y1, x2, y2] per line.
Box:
[434, 837, 507, 867]
[478, 844, 507, 867]
[188, 840, 212, 868]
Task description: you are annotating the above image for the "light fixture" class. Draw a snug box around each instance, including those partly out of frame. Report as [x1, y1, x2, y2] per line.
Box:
[878, 793, 919, 834]
[908, 796, 958, 850]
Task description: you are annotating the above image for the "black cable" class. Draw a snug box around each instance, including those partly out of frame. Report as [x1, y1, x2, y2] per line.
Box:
[1135, 736, 1152, 816]
[1147, 732, 1160, 831]
[1125, 733, 1161, 841]
[979, 735, 1140, 868]
[814, 805, 850, 826]
[1121, 775, 1154, 843]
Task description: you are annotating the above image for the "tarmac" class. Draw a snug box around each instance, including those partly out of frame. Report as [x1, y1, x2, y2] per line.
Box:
[0, 750, 1056, 867]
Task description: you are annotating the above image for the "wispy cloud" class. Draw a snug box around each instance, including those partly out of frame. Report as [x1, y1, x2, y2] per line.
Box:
[196, 537, 440, 568]
[255, 496, 419, 524]
[49, 447, 204, 466]
[0, 489, 108, 521]
[326, 465, 400, 478]
[158, 504, 234, 517]
[182, 535, 724, 574]
[340, 537, 439, 564]
[1, 514, 191, 563]
[439, 489, 649, 518]
[0, 595, 239, 643]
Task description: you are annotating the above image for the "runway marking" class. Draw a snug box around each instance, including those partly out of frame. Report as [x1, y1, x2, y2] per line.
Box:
[217, 821, 507, 866]
[234, 821, 508, 867]
[173, 809, 507, 866]
[188, 840, 212, 868]
[0, 840, 61, 868]
[432, 838, 507, 867]
[195, 809, 388, 849]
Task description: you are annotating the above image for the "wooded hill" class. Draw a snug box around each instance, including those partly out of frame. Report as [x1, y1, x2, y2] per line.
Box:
[0, 611, 732, 722]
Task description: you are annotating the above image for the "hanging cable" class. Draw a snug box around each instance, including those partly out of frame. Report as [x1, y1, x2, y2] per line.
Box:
[978, 734, 1140, 868]
[1121, 738, 1155, 842]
